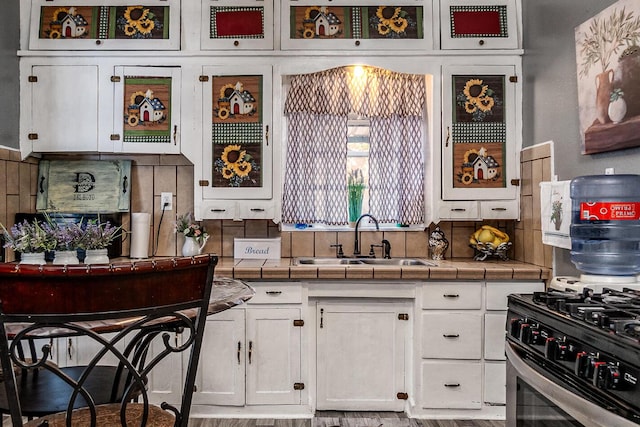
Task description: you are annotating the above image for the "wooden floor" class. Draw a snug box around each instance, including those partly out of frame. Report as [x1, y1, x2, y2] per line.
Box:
[188, 412, 505, 427]
[4, 412, 505, 427]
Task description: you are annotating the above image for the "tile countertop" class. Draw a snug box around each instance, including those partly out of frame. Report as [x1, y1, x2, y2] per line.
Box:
[213, 257, 552, 281]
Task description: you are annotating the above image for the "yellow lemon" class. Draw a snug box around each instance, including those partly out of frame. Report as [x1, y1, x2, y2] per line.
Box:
[478, 229, 495, 243]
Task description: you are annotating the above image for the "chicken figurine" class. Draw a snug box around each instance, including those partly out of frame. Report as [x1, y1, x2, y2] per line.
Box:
[469, 225, 512, 261]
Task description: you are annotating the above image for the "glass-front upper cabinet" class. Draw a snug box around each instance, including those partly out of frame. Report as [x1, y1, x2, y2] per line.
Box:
[439, 0, 519, 49]
[200, 0, 274, 50]
[441, 64, 519, 202]
[196, 65, 273, 219]
[281, 1, 433, 50]
[111, 66, 182, 154]
[28, 0, 180, 50]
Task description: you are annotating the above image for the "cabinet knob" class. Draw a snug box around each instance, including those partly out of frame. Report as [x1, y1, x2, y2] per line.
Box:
[95, 39, 102, 45]
[478, 39, 485, 46]
[234, 40, 239, 47]
[355, 40, 361, 46]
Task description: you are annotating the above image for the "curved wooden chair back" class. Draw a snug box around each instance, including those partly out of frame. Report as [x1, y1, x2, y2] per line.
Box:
[0, 254, 217, 427]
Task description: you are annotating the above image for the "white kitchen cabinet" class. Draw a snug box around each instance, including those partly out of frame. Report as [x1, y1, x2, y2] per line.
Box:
[191, 282, 303, 406]
[281, 1, 434, 51]
[315, 300, 410, 411]
[484, 361, 506, 405]
[195, 65, 274, 220]
[440, 64, 521, 220]
[27, 0, 181, 51]
[112, 66, 182, 154]
[192, 308, 245, 405]
[22, 64, 103, 155]
[200, 0, 274, 50]
[439, 0, 520, 50]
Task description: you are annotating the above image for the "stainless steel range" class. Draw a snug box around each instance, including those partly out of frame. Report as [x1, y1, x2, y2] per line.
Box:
[506, 287, 640, 426]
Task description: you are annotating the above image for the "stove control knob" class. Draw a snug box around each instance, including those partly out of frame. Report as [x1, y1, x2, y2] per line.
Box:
[593, 363, 621, 390]
[520, 323, 541, 345]
[575, 351, 589, 377]
[510, 318, 524, 338]
[545, 337, 571, 361]
[544, 337, 558, 360]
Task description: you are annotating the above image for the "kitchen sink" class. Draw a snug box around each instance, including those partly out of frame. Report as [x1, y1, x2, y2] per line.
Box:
[293, 257, 435, 266]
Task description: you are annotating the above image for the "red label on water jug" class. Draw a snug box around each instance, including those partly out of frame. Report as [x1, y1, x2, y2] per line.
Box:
[579, 202, 640, 220]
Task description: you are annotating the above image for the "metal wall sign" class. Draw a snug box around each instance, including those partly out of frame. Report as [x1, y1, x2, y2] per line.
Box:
[36, 160, 131, 213]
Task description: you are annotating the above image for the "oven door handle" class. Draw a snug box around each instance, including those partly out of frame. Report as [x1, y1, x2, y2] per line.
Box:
[506, 343, 639, 427]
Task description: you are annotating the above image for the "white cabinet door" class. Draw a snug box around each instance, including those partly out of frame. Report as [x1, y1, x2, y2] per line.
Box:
[484, 312, 507, 361]
[27, 65, 100, 153]
[192, 308, 245, 406]
[196, 65, 273, 220]
[439, 0, 519, 50]
[191, 306, 302, 406]
[246, 308, 302, 405]
[200, 0, 274, 50]
[316, 301, 409, 411]
[28, 0, 181, 51]
[484, 361, 506, 405]
[146, 331, 184, 405]
[112, 66, 182, 154]
[441, 64, 520, 204]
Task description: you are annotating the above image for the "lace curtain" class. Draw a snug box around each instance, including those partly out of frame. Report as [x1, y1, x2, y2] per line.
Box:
[282, 66, 426, 225]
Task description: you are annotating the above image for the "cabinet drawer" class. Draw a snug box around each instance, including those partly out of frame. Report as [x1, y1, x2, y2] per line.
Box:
[484, 361, 506, 405]
[421, 361, 482, 409]
[480, 200, 519, 220]
[237, 202, 277, 220]
[422, 282, 482, 309]
[484, 312, 506, 360]
[438, 201, 479, 220]
[486, 281, 544, 310]
[247, 282, 302, 304]
[421, 312, 482, 359]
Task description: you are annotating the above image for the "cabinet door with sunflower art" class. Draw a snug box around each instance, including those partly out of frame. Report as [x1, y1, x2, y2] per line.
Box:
[442, 65, 519, 201]
[199, 66, 273, 207]
[28, 0, 180, 50]
[281, 3, 433, 50]
[111, 66, 181, 154]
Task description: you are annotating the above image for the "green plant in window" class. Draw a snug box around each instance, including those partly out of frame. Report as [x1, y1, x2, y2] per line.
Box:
[348, 168, 366, 223]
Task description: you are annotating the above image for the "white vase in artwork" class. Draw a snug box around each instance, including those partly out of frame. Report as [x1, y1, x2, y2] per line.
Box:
[608, 97, 627, 124]
[84, 248, 110, 264]
[182, 237, 207, 257]
[53, 250, 80, 265]
[19, 252, 46, 265]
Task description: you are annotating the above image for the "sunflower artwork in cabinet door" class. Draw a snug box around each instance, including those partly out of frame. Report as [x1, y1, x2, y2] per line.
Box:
[112, 66, 181, 154]
[284, 4, 429, 50]
[444, 68, 516, 201]
[30, 2, 179, 50]
[201, 68, 272, 201]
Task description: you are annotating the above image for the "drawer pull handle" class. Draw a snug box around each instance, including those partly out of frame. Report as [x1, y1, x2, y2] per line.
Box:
[237, 341, 241, 364]
[444, 383, 460, 388]
[443, 294, 459, 298]
[266, 291, 282, 295]
[211, 209, 226, 212]
[451, 208, 466, 212]
[491, 207, 507, 211]
[443, 334, 460, 338]
[251, 208, 265, 212]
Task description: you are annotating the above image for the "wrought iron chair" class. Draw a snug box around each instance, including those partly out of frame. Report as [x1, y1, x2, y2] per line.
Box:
[0, 254, 217, 427]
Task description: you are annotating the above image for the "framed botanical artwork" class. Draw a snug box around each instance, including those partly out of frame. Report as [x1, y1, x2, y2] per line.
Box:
[575, 0, 640, 154]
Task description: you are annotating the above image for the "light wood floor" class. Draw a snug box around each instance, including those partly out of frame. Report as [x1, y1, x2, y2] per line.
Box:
[4, 412, 504, 427]
[188, 412, 505, 427]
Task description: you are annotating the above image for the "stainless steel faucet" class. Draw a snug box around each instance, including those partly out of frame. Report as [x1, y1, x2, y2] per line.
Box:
[353, 214, 379, 256]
